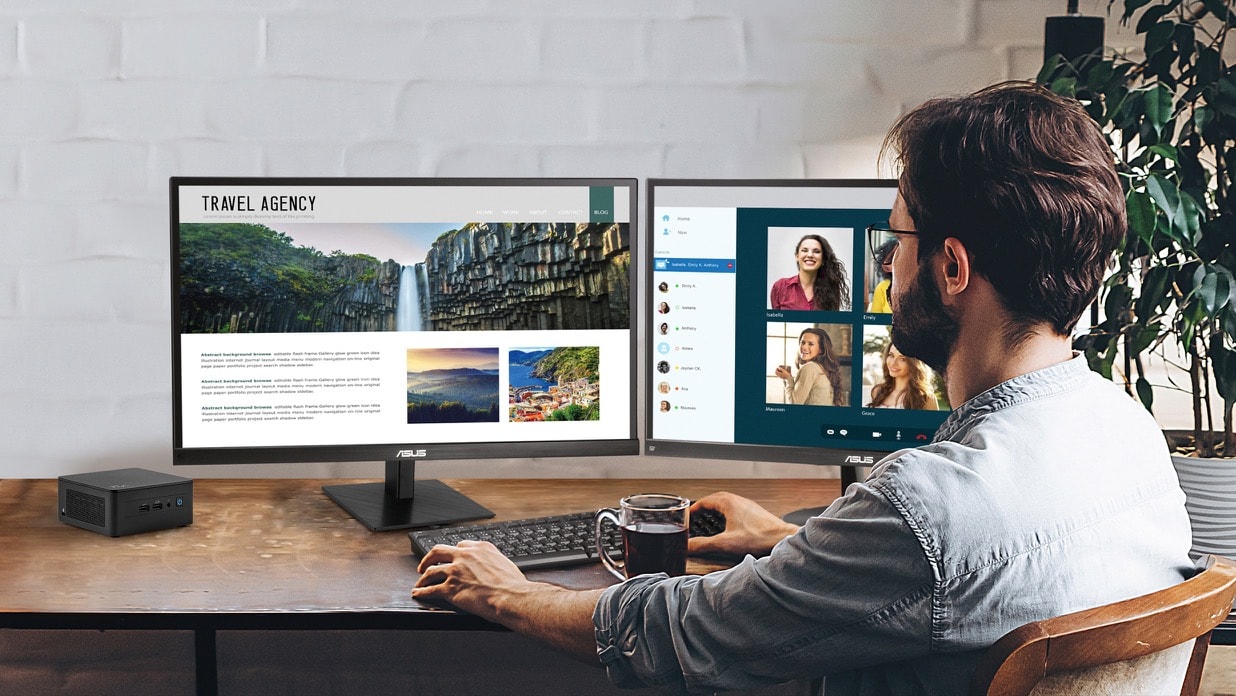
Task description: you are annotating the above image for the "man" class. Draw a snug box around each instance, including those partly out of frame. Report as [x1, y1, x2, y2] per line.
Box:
[413, 82, 1194, 694]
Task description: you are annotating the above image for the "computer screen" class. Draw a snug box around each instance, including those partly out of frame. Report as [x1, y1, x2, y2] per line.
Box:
[645, 179, 950, 470]
[171, 177, 638, 530]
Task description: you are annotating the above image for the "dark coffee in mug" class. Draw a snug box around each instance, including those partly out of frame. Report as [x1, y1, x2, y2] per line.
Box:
[621, 522, 688, 577]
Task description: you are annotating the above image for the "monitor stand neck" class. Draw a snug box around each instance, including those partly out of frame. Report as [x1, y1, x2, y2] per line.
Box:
[321, 460, 495, 532]
[385, 459, 418, 499]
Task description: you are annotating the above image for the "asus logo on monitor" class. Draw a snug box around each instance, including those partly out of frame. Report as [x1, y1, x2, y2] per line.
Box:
[395, 449, 428, 458]
[843, 455, 874, 464]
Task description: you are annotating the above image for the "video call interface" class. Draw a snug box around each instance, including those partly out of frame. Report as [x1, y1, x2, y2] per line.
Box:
[647, 180, 951, 459]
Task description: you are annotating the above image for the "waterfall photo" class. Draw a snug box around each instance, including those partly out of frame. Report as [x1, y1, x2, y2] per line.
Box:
[177, 220, 630, 334]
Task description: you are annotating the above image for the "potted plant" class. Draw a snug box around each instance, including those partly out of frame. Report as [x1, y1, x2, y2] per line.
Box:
[1038, 0, 1236, 558]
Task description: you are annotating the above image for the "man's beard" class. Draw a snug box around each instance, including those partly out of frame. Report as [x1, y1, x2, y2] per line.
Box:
[890, 261, 959, 374]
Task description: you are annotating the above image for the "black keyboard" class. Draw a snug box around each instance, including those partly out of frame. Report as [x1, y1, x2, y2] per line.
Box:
[409, 508, 726, 571]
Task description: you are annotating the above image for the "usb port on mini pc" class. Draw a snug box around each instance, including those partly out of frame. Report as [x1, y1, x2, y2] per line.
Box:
[152, 501, 162, 510]
[138, 504, 150, 512]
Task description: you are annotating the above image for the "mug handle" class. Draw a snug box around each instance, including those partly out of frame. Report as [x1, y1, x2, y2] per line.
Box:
[594, 508, 625, 580]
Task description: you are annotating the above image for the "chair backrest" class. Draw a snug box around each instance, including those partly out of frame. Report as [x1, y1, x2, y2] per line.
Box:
[969, 554, 1236, 696]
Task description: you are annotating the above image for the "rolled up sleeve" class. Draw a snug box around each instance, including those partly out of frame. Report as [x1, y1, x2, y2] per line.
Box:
[593, 483, 937, 694]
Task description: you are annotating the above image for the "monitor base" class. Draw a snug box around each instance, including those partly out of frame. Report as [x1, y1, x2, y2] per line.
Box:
[781, 505, 830, 526]
[322, 480, 494, 532]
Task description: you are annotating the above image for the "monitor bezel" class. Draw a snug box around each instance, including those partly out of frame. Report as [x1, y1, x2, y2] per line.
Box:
[643, 177, 907, 468]
[170, 176, 640, 467]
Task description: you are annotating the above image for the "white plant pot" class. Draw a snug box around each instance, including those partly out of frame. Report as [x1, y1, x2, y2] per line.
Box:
[1172, 453, 1236, 561]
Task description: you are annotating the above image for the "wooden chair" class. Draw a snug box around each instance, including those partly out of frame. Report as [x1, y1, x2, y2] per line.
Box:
[970, 554, 1236, 696]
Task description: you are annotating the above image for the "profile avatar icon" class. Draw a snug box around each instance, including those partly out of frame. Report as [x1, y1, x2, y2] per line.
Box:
[658, 281, 669, 293]
[659, 400, 671, 412]
[658, 302, 670, 314]
[656, 360, 670, 374]
[659, 322, 669, 335]
[657, 382, 670, 394]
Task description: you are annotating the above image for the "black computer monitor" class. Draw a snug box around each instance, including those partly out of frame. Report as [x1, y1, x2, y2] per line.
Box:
[171, 177, 638, 531]
[645, 179, 950, 505]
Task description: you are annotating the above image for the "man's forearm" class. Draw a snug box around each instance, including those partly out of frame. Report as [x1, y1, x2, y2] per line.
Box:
[494, 584, 608, 663]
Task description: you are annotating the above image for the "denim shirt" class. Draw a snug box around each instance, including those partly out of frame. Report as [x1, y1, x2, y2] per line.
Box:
[593, 355, 1194, 695]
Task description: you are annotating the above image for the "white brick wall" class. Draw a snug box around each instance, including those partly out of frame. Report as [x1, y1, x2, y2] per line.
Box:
[0, 0, 1154, 479]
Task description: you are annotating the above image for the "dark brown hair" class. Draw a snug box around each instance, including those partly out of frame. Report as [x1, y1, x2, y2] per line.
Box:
[867, 342, 934, 410]
[882, 81, 1125, 338]
[797, 327, 845, 406]
[795, 234, 850, 311]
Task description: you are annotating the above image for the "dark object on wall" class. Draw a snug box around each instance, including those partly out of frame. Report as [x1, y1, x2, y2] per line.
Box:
[58, 468, 193, 537]
[1043, 0, 1104, 88]
[1045, 17, 1104, 63]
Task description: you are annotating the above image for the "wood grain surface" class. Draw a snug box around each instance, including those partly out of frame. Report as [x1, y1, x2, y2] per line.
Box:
[0, 478, 841, 616]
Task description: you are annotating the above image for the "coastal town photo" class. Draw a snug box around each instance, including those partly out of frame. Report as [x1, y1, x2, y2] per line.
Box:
[508, 347, 601, 422]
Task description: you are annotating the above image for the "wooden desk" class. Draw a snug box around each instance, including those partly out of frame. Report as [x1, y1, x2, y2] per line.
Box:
[0, 477, 840, 695]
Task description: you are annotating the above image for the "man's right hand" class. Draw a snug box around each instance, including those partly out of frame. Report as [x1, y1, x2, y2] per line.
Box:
[688, 491, 801, 559]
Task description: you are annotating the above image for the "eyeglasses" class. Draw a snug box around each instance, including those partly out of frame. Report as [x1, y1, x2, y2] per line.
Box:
[865, 223, 920, 260]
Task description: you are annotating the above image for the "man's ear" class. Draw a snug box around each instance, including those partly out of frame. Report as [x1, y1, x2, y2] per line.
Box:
[940, 237, 970, 296]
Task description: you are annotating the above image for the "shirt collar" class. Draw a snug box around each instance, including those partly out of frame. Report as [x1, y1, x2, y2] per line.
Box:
[933, 353, 1090, 443]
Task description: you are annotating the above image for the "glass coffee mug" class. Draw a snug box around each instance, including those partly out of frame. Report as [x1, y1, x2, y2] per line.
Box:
[594, 493, 689, 580]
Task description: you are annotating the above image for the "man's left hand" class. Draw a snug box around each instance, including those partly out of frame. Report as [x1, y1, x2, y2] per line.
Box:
[412, 540, 607, 662]
[413, 540, 534, 622]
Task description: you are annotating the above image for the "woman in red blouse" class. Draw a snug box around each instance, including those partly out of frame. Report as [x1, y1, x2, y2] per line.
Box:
[769, 234, 849, 311]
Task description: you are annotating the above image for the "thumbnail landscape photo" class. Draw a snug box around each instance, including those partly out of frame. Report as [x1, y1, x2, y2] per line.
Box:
[509, 346, 600, 422]
[406, 348, 500, 424]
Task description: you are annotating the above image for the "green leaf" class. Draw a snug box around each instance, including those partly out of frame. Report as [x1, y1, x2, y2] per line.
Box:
[1180, 190, 1204, 245]
[1085, 60, 1116, 92]
[1137, 4, 1177, 34]
[1146, 173, 1185, 240]
[1173, 23, 1196, 65]
[1111, 88, 1143, 131]
[1086, 343, 1115, 379]
[1123, 0, 1154, 18]
[1195, 47, 1222, 88]
[1128, 188, 1159, 246]
[1201, 0, 1233, 24]
[1195, 104, 1216, 134]
[1131, 321, 1163, 355]
[1226, 303, 1236, 341]
[1137, 265, 1172, 319]
[1223, 74, 1236, 97]
[1145, 21, 1177, 56]
[1218, 75, 1236, 117]
[1036, 54, 1063, 85]
[1179, 295, 1208, 346]
[1101, 330, 1122, 377]
[1195, 264, 1233, 315]
[1050, 76, 1078, 98]
[1135, 376, 1155, 411]
[1144, 84, 1175, 134]
[1210, 340, 1236, 403]
[1146, 42, 1179, 86]
[1147, 143, 1179, 162]
[1104, 283, 1134, 324]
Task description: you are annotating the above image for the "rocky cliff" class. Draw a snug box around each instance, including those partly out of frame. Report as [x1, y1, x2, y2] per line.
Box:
[423, 222, 630, 331]
[182, 256, 401, 334]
